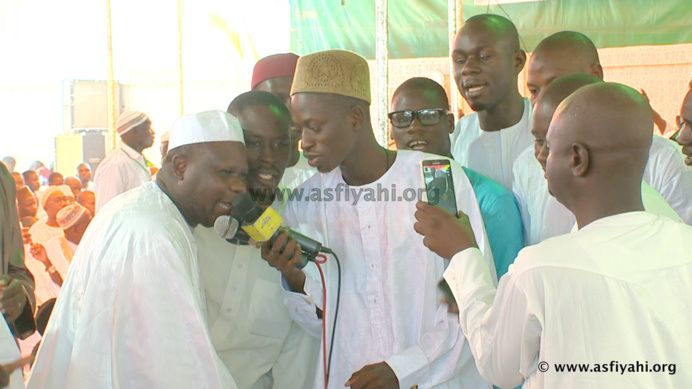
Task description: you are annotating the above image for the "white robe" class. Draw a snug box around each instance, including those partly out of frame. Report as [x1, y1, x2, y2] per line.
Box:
[645, 135, 692, 224]
[23, 243, 61, 307]
[27, 220, 63, 246]
[0, 317, 24, 389]
[195, 221, 320, 389]
[512, 146, 682, 246]
[444, 212, 692, 388]
[283, 150, 495, 389]
[27, 182, 236, 389]
[42, 235, 75, 279]
[280, 154, 317, 190]
[450, 98, 533, 190]
[93, 142, 151, 212]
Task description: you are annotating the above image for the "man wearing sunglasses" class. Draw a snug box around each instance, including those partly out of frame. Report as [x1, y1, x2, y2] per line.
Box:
[389, 77, 523, 280]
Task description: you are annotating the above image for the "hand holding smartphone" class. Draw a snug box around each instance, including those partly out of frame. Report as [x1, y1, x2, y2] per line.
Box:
[421, 159, 458, 217]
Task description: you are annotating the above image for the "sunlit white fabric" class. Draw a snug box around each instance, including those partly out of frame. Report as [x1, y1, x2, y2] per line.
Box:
[42, 235, 74, 279]
[194, 193, 319, 389]
[22, 244, 60, 307]
[280, 154, 318, 190]
[444, 212, 692, 388]
[645, 135, 692, 224]
[27, 182, 236, 389]
[27, 220, 63, 246]
[282, 150, 495, 389]
[450, 98, 533, 190]
[512, 146, 682, 246]
[93, 142, 151, 212]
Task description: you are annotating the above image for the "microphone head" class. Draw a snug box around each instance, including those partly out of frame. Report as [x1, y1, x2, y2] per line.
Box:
[213, 215, 240, 240]
[230, 192, 263, 223]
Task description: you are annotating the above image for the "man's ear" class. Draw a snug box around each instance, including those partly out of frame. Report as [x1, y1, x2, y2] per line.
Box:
[349, 105, 365, 132]
[571, 143, 590, 177]
[171, 153, 190, 180]
[590, 63, 604, 80]
[513, 50, 527, 74]
[446, 113, 455, 134]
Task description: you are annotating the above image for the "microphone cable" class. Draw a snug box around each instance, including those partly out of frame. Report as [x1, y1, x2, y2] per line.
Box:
[314, 247, 340, 389]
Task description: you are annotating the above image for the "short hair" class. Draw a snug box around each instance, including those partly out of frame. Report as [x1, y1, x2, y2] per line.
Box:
[534, 31, 600, 65]
[22, 170, 37, 180]
[392, 77, 450, 110]
[227, 90, 291, 123]
[540, 73, 604, 111]
[464, 14, 521, 51]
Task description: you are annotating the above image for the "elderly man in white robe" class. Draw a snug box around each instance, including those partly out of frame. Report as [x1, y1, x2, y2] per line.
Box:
[93, 110, 155, 212]
[194, 91, 319, 389]
[261, 50, 495, 389]
[28, 186, 71, 245]
[416, 83, 692, 388]
[27, 111, 248, 389]
[27, 203, 92, 293]
[449, 14, 533, 190]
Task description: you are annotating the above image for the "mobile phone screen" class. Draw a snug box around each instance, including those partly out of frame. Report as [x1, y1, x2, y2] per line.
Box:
[422, 159, 458, 216]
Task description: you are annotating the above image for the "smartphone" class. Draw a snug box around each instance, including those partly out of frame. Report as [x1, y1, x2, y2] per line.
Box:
[421, 159, 458, 216]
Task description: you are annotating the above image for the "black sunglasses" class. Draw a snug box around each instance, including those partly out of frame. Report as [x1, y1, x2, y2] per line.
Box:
[388, 108, 449, 128]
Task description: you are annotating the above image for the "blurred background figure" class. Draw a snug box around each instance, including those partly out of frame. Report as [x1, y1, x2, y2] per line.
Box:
[76, 190, 96, 217]
[47, 173, 63, 187]
[64, 177, 82, 198]
[1, 157, 16, 173]
[92, 110, 154, 212]
[10, 173, 23, 191]
[159, 131, 170, 160]
[76, 163, 93, 190]
[16, 187, 38, 229]
[21, 171, 40, 194]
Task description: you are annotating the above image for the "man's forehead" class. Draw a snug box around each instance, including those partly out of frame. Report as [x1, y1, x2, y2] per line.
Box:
[531, 104, 550, 135]
[682, 91, 692, 118]
[393, 87, 445, 107]
[48, 192, 66, 201]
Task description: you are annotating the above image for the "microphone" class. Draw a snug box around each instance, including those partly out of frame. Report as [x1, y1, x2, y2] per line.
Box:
[213, 215, 241, 241]
[230, 193, 329, 268]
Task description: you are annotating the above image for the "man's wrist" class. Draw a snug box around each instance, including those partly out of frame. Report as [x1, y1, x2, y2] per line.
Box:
[284, 269, 306, 293]
[45, 265, 56, 273]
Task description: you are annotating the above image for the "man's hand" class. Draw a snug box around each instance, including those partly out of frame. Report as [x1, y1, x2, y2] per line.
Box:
[0, 278, 27, 324]
[260, 229, 306, 293]
[439, 280, 459, 314]
[413, 201, 478, 260]
[345, 362, 399, 389]
[21, 228, 31, 245]
[30, 244, 51, 268]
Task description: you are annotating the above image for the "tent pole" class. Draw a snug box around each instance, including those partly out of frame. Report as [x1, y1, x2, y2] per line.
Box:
[106, 0, 116, 152]
[375, 0, 389, 147]
[177, 0, 184, 116]
[449, 0, 464, 119]
[448, 0, 458, 119]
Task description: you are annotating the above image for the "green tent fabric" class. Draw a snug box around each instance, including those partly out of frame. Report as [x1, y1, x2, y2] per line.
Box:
[290, 0, 692, 59]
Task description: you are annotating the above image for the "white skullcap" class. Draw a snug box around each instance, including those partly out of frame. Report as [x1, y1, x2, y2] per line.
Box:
[56, 203, 88, 230]
[160, 130, 171, 143]
[57, 184, 75, 200]
[39, 187, 62, 208]
[117, 110, 149, 135]
[168, 111, 244, 152]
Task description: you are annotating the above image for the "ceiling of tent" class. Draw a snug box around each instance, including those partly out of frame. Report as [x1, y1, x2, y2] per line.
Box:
[289, 0, 692, 59]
